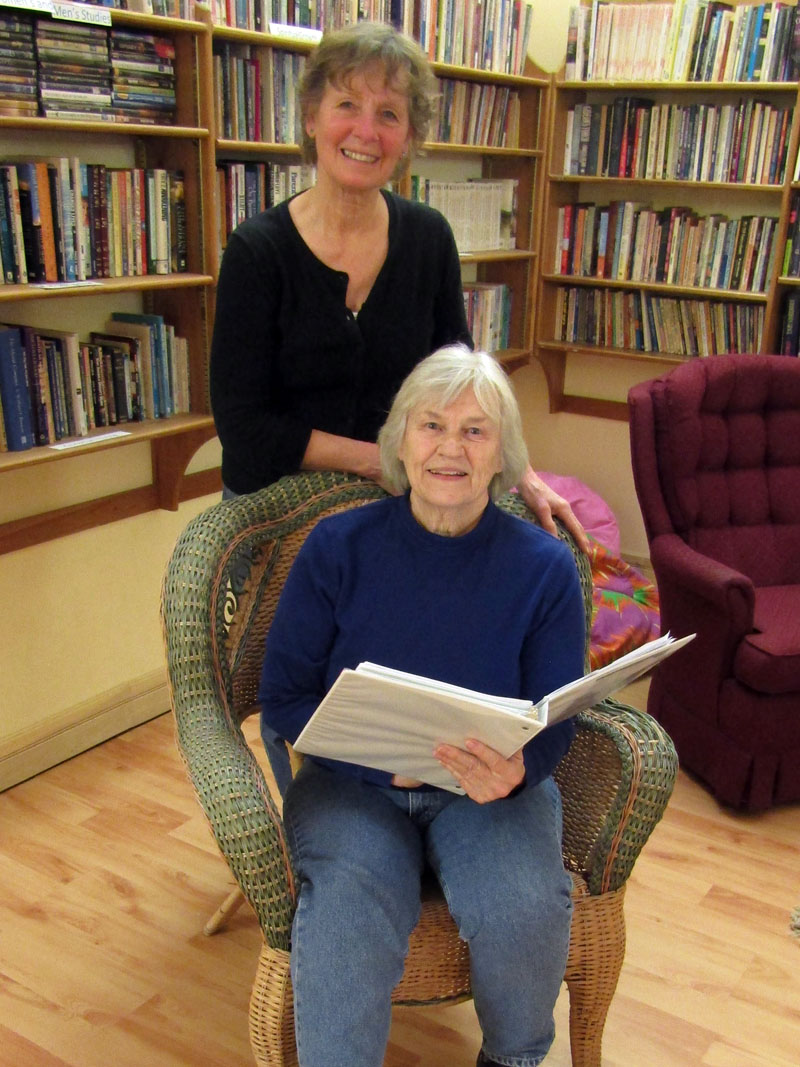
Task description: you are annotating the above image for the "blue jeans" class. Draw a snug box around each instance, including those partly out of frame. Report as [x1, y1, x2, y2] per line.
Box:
[283, 761, 574, 1067]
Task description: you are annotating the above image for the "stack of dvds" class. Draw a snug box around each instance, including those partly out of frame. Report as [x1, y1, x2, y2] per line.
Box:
[109, 30, 177, 125]
[0, 12, 37, 118]
[34, 19, 112, 121]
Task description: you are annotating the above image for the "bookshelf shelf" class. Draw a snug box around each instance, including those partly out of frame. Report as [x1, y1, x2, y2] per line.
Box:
[539, 339, 687, 364]
[0, 274, 214, 304]
[549, 174, 786, 193]
[539, 273, 770, 302]
[426, 143, 541, 159]
[0, 415, 219, 556]
[216, 139, 301, 155]
[0, 412, 215, 475]
[558, 79, 798, 93]
[0, 117, 208, 139]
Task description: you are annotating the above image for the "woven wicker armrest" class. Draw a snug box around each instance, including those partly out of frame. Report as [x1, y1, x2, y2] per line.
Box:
[162, 473, 390, 951]
[173, 699, 297, 950]
[555, 697, 678, 896]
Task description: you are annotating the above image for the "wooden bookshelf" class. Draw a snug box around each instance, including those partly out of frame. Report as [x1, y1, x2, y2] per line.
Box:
[0, 4, 219, 551]
[535, 0, 800, 418]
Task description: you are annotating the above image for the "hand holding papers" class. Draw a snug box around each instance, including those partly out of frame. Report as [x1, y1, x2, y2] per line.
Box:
[294, 632, 695, 792]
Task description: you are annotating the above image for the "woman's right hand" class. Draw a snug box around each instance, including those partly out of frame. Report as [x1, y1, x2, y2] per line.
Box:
[302, 431, 383, 482]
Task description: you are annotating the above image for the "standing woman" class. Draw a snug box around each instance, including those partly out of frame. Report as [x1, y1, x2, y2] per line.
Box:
[209, 20, 587, 544]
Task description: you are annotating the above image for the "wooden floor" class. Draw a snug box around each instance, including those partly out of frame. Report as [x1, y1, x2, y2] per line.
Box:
[1, 685, 798, 1067]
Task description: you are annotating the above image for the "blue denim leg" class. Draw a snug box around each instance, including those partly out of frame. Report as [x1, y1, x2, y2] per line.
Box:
[425, 776, 573, 1067]
[259, 718, 293, 797]
[282, 762, 425, 1067]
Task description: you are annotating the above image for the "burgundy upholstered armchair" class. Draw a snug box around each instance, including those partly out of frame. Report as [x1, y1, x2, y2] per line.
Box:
[628, 354, 800, 811]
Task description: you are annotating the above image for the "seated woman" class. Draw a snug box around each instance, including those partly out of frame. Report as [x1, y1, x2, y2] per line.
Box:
[258, 344, 585, 1067]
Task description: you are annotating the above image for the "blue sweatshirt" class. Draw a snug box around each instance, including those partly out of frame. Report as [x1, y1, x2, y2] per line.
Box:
[258, 494, 586, 789]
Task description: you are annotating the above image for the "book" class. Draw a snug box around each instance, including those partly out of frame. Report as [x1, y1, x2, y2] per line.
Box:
[294, 633, 696, 793]
[0, 324, 34, 450]
[110, 311, 169, 416]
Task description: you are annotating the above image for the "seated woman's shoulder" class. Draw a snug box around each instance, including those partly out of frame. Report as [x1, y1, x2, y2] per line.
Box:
[497, 505, 577, 563]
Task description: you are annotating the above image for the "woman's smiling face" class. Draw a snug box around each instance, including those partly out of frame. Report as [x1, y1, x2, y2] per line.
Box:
[397, 388, 504, 537]
[305, 63, 412, 192]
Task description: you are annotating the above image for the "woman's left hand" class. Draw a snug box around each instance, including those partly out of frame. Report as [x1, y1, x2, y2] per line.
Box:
[517, 466, 590, 555]
[434, 738, 525, 803]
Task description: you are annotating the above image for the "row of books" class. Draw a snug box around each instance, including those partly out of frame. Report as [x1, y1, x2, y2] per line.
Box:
[555, 201, 778, 294]
[208, 0, 534, 76]
[565, 0, 800, 83]
[0, 161, 187, 285]
[553, 285, 765, 357]
[408, 177, 518, 253]
[463, 282, 512, 353]
[0, 14, 177, 125]
[434, 80, 521, 150]
[216, 160, 315, 244]
[563, 97, 792, 187]
[416, 0, 533, 74]
[211, 0, 412, 33]
[213, 43, 306, 144]
[0, 314, 190, 453]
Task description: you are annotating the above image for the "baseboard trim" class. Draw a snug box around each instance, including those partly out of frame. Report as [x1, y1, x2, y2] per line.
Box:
[0, 669, 170, 792]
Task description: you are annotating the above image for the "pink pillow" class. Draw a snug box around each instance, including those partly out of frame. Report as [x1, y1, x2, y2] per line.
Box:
[537, 471, 621, 556]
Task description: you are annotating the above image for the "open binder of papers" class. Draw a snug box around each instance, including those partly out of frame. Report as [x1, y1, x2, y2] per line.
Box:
[294, 632, 695, 792]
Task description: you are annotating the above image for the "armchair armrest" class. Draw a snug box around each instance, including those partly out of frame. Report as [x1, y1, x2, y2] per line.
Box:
[650, 533, 755, 712]
[171, 698, 297, 951]
[162, 504, 299, 953]
[554, 697, 678, 895]
[650, 533, 754, 627]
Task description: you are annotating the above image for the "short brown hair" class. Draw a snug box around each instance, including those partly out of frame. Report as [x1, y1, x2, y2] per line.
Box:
[298, 21, 437, 169]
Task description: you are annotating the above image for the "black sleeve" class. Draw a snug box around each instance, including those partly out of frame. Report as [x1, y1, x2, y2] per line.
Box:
[210, 227, 313, 493]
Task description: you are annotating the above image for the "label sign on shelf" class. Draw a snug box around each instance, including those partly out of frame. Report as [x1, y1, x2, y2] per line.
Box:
[49, 431, 132, 451]
[269, 22, 323, 43]
[0, 0, 112, 24]
[52, 1, 112, 24]
[0, 0, 52, 11]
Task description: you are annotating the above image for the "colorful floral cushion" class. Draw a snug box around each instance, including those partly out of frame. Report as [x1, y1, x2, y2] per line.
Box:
[537, 472, 661, 668]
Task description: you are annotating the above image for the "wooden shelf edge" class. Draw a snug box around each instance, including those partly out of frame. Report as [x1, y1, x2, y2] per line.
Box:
[0, 416, 217, 474]
[0, 466, 221, 557]
[559, 395, 630, 420]
[0, 117, 206, 138]
[539, 274, 770, 302]
[556, 78, 798, 91]
[0, 275, 214, 304]
[547, 174, 784, 192]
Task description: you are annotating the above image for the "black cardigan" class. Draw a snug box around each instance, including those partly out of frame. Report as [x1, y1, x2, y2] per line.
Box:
[210, 190, 472, 494]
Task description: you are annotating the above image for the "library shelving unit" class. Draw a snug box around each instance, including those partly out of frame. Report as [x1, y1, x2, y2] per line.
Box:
[0, 5, 219, 555]
[535, 0, 800, 420]
[412, 58, 548, 375]
[199, 4, 549, 377]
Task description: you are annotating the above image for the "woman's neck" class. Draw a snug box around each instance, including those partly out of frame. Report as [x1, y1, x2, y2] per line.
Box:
[407, 494, 490, 538]
[295, 180, 386, 238]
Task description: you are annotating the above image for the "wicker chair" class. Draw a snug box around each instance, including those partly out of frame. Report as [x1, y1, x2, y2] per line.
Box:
[161, 471, 677, 1067]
